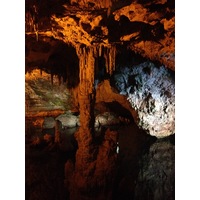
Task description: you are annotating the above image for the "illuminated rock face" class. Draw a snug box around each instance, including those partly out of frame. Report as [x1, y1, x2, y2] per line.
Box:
[25, 1, 175, 197]
[25, 0, 174, 70]
[113, 61, 175, 138]
[70, 0, 113, 9]
[56, 112, 79, 128]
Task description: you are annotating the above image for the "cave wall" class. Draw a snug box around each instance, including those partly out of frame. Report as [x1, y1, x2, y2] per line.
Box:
[25, 1, 175, 198]
[111, 61, 175, 138]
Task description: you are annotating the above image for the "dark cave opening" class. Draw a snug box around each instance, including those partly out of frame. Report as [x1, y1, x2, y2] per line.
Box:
[94, 55, 108, 87]
[41, 43, 79, 89]
[26, 40, 80, 89]
[115, 45, 148, 69]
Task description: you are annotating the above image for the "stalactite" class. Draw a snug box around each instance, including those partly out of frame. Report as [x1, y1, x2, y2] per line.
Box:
[109, 45, 116, 74]
[99, 44, 102, 57]
[93, 45, 98, 58]
[75, 44, 97, 134]
[103, 45, 116, 75]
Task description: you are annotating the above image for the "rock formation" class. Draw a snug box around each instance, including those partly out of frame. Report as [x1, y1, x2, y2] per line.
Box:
[112, 61, 175, 138]
[25, 0, 175, 198]
[69, 128, 118, 200]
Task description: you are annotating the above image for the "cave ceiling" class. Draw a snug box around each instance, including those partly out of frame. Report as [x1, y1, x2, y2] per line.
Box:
[25, 0, 175, 71]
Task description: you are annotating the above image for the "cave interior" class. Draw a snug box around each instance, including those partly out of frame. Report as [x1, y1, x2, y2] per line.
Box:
[25, 0, 175, 199]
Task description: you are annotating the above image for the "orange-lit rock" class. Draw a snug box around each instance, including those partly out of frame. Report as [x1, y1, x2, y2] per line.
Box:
[96, 79, 138, 122]
[25, 1, 175, 198]
[70, 128, 118, 200]
[26, 0, 174, 70]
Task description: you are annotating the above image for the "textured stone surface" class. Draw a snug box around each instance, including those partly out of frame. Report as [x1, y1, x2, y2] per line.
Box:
[56, 112, 79, 128]
[96, 80, 138, 121]
[96, 112, 120, 126]
[42, 117, 56, 129]
[113, 62, 175, 138]
[25, 2, 175, 198]
[25, 0, 175, 137]
[25, 0, 174, 70]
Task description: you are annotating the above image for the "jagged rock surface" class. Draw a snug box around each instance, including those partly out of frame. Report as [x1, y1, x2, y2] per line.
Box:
[96, 80, 138, 121]
[25, 0, 175, 136]
[112, 61, 175, 138]
[25, 1, 175, 198]
[25, 0, 174, 70]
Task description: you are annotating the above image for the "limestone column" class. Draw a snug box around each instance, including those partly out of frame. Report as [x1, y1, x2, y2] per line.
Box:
[69, 44, 118, 200]
[70, 45, 97, 198]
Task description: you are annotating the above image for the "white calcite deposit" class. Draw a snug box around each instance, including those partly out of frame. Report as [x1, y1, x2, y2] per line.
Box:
[113, 62, 175, 138]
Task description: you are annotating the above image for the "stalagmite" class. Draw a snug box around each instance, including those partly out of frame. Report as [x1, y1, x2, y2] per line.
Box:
[99, 44, 102, 57]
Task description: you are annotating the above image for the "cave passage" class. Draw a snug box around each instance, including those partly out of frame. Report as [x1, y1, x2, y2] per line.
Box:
[25, 0, 175, 199]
